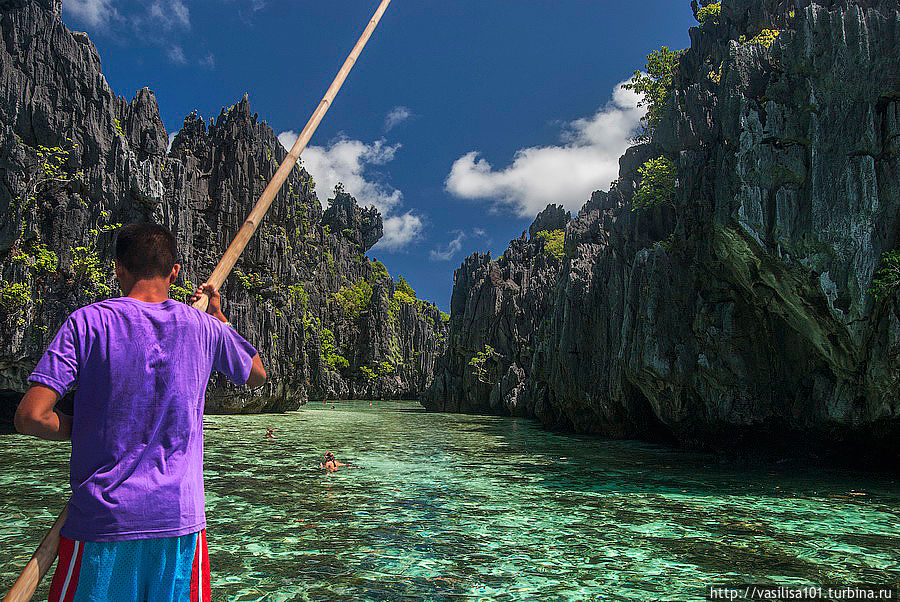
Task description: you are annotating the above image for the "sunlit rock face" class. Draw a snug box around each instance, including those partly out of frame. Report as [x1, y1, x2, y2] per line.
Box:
[0, 2, 447, 415]
[424, 0, 900, 463]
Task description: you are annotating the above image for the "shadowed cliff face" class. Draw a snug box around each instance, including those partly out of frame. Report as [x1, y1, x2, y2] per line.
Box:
[0, 1, 447, 415]
[424, 0, 900, 462]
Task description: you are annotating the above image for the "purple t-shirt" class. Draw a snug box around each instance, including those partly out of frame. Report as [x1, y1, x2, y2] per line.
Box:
[28, 297, 257, 542]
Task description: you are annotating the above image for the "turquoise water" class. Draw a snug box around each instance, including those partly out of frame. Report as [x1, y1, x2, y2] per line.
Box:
[1, 400, 898, 600]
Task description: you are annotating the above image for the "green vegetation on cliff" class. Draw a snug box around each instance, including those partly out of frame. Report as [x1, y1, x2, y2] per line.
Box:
[394, 276, 417, 305]
[233, 269, 266, 290]
[288, 283, 308, 309]
[390, 276, 450, 324]
[535, 229, 565, 259]
[633, 156, 677, 210]
[72, 246, 112, 296]
[318, 324, 349, 371]
[695, 2, 721, 25]
[741, 29, 782, 48]
[333, 279, 374, 319]
[0, 281, 30, 310]
[13, 243, 58, 275]
[870, 250, 900, 300]
[169, 279, 196, 302]
[377, 361, 395, 376]
[371, 260, 389, 282]
[623, 46, 681, 140]
[469, 344, 499, 383]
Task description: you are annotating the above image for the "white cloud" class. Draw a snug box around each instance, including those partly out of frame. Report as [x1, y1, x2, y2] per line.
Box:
[63, 0, 200, 68]
[445, 80, 645, 217]
[167, 131, 178, 152]
[170, 0, 190, 26]
[278, 131, 422, 251]
[149, 0, 190, 29]
[428, 228, 489, 261]
[64, 1, 190, 40]
[384, 106, 411, 132]
[429, 231, 466, 261]
[167, 45, 187, 64]
[222, 0, 267, 23]
[277, 131, 297, 153]
[378, 213, 424, 251]
[278, 132, 401, 211]
[63, 0, 118, 29]
[223, 0, 266, 8]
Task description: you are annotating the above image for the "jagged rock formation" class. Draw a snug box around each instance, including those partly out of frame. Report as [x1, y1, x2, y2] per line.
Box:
[0, 0, 447, 418]
[425, 0, 899, 461]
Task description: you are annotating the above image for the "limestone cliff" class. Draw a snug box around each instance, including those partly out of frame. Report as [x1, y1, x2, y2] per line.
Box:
[424, 0, 899, 462]
[0, 0, 447, 419]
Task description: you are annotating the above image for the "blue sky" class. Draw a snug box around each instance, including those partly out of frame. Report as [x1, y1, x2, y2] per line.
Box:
[61, 0, 696, 311]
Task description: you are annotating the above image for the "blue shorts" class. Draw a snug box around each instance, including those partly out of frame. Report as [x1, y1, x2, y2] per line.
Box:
[48, 530, 210, 602]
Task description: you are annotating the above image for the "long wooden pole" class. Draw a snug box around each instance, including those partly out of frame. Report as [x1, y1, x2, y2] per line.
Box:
[193, 0, 393, 312]
[3, 506, 67, 602]
[4, 3, 393, 599]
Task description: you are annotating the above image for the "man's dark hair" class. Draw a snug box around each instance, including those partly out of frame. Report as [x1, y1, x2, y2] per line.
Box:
[114, 223, 177, 279]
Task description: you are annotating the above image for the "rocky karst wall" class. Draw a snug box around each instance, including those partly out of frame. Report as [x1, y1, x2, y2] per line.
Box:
[0, 0, 447, 419]
[424, 0, 899, 461]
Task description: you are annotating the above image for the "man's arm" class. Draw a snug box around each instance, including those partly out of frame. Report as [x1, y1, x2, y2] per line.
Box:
[15, 384, 72, 441]
[191, 282, 267, 388]
[247, 353, 267, 388]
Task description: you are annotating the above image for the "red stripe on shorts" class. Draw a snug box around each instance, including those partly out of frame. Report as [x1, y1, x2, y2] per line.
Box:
[189, 529, 211, 602]
[48, 536, 84, 602]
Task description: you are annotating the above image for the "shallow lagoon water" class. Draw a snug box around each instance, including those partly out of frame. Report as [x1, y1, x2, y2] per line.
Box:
[1, 400, 898, 600]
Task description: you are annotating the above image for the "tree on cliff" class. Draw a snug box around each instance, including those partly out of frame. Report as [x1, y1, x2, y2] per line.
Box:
[623, 46, 681, 141]
[870, 250, 900, 300]
[632, 156, 677, 211]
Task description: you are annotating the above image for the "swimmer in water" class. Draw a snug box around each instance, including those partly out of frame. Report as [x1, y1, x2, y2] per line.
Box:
[319, 451, 361, 471]
[320, 451, 344, 472]
[265, 428, 276, 439]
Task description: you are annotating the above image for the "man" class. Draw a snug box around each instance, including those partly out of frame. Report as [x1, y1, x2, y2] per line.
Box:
[15, 223, 266, 601]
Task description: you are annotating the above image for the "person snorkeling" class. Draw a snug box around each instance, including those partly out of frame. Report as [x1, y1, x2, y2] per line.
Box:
[319, 451, 361, 471]
[320, 452, 344, 471]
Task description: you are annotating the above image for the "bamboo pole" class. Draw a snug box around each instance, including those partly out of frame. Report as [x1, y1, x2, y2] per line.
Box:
[193, 0, 393, 312]
[4, 3, 393, 598]
[3, 506, 67, 602]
